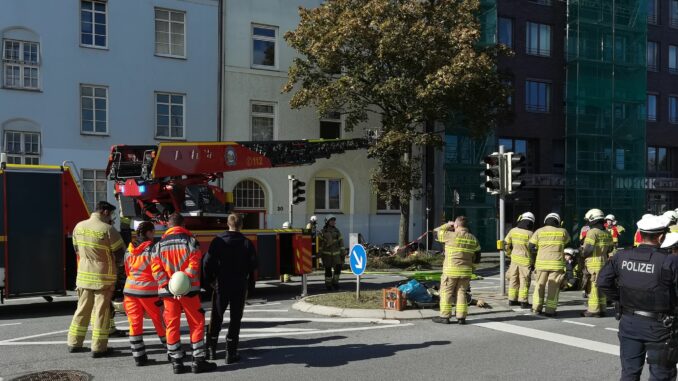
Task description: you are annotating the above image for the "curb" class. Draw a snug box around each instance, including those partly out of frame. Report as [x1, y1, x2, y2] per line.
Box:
[292, 295, 513, 320]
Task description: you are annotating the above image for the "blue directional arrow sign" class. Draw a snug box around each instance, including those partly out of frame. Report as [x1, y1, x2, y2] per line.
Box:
[349, 244, 367, 276]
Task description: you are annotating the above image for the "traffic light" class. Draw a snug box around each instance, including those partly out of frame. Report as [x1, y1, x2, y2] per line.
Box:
[506, 152, 526, 194]
[481, 152, 503, 195]
[292, 179, 306, 204]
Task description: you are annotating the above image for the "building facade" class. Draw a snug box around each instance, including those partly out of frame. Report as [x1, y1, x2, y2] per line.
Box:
[0, 0, 219, 211]
[220, 0, 402, 244]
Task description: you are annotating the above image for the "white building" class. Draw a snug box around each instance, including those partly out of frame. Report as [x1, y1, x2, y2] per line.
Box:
[0, 0, 219, 211]
[220, 0, 420, 244]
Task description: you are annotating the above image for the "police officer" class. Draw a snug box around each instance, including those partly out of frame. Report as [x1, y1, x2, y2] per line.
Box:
[504, 212, 535, 309]
[598, 214, 678, 381]
[581, 208, 614, 317]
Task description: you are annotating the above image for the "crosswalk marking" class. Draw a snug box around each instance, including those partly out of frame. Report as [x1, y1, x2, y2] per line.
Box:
[474, 322, 619, 356]
[562, 320, 595, 327]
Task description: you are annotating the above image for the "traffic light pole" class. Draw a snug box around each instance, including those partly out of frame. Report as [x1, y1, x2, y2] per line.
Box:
[498, 145, 506, 296]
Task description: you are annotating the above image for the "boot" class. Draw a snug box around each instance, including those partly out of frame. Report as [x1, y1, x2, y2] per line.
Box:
[134, 354, 148, 367]
[581, 310, 601, 318]
[206, 337, 218, 360]
[520, 302, 531, 309]
[226, 338, 240, 364]
[456, 318, 466, 325]
[544, 312, 557, 318]
[191, 357, 218, 374]
[508, 300, 520, 306]
[172, 358, 187, 375]
[431, 316, 450, 324]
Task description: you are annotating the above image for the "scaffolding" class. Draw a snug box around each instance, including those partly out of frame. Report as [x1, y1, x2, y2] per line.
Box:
[565, 0, 647, 245]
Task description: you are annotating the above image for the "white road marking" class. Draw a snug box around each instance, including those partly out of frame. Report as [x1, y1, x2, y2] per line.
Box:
[475, 322, 619, 356]
[605, 328, 619, 332]
[562, 320, 595, 327]
[0, 329, 70, 343]
[246, 302, 282, 307]
[0, 323, 414, 346]
[0, 323, 21, 327]
[115, 317, 399, 326]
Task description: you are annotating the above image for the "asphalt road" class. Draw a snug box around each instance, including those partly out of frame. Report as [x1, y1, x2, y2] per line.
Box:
[0, 271, 634, 381]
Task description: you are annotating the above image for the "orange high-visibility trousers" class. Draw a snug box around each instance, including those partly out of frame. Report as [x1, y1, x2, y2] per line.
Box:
[163, 295, 206, 360]
[124, 296, 166, 360]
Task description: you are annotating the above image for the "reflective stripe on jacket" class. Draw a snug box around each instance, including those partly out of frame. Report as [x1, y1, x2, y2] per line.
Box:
[150, 226, 202, 297]
[124, 240, 159, 297]
[73, 213, 125, 289]
[437, 225, 480, 277]
[504, 227, 533, 267]
[529, 226, 570, 271]
[583, 228, 613, 271]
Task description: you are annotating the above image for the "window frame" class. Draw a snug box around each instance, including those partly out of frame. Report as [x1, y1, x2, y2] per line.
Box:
[251, 24, 278, 70]
[525, 21, 551, 57]
[672, 0, 678, 28]
[498, 17, 513, 48]
[80, 0, 108, 49]
[647, 146, 670, 174]
[670, 95, 678, 124]
[233, 179, 266, 210]
[648, 41, 659, 72]
[314, 178, 342, 212]
[376, 182, 400, 213]
[4, 130, 41, 165]
[81, 169, 108, 212]
[2, 39, 40, 90]
[250, 101, 276, 141]
[155, 92, 186, 140]
[525, 79, 551, 113]
[670, 45, 678, 74]
[648, 93, 658, 122]
[154, 7, 187, 59]
[319, 111, 342, 139]
[648, 0, 659, 25]
[79, 84, 109, 136]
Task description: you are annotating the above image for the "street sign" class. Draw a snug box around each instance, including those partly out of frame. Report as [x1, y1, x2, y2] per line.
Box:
[349, 244, 367, 276]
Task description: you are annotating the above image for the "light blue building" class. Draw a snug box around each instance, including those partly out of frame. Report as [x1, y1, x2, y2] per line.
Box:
[0, 0, 218, 210]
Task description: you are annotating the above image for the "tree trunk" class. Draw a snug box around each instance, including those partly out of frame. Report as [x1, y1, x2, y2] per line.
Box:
[399, 200, 410, 250]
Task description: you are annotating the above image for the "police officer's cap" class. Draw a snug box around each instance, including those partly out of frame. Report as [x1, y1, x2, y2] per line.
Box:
[637, 215, 670, 234]
[661, 233, 678, 249]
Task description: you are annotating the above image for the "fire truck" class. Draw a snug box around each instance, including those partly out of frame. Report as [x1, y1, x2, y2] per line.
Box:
[0, 139, 366, 303]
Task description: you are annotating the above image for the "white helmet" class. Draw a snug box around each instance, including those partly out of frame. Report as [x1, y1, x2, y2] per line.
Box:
[326, 215, 337, 222]
[310, 215, 317, 222]
[544, 212, 561, 225]
[282, 221, 291, 229]
[564, 248, 576, 256]
[605, 214, 615, 221]
[663, 211, 678, 224]
[520, 212, 535, 223]
[168, 271, 191, 296]
[585, 208, 605, 223]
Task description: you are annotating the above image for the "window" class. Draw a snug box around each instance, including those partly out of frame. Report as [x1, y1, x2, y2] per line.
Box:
[648, 0, 659, 25]
[648, 147, 669, 173]
[155, 93, 185, 139]
[376, 183, 400, 212]
[80, 0, 107, 48]
[80, 85, 108, 134]
[315, 179, 341, 211]
[2, 39, 39, 89]
[525, 80, 550, 112]
[81, 169, 107, 212]
[670, 96, 678, 124]
[498, 138, 536, 173]
[503, 79, 513, 107]
[498, 18, 513, 48]
[251, 102, 275, 141]
[648, 41, 659, 71]
[648, 94, 658, 121]
[4, 131, 40, 165]
[155, 8, 185, 58]
[320, 111, 342, 139]
[252, 24, 277, 68]
[672, 0, 678, 27]
[233, 180, 265, 209]
[526, 22, 551, 57]
[670, 46, 678, 74]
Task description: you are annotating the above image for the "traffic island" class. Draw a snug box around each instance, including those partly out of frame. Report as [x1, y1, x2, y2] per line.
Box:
[292, 290, 512, 320]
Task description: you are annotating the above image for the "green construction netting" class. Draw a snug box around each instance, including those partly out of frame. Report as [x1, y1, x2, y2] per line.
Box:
[565, 0, 647, 246]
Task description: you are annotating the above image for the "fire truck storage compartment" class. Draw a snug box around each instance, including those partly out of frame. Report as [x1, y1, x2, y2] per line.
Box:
[279, 233, 294, 275]
[4, 171, 65, 296]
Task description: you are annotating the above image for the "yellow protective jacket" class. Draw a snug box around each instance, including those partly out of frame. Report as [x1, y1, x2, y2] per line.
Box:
[529, 226, 570, 272]
[583, 227, 614, 271]
[72, 213, 125, 290]
[504, 227, 533, 267]
[319, 226, 344, 257]
[436, 225, 481, 278]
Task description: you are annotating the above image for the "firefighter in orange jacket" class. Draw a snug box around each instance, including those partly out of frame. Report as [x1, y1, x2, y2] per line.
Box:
[123, 221, 166, 366]
[151, 213, 216, 374]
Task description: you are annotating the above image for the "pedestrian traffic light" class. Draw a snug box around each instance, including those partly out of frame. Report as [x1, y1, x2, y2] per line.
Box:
[292, 179, 306, 204]
[481, 153, 503, 195]
[506, 152, 526, 194]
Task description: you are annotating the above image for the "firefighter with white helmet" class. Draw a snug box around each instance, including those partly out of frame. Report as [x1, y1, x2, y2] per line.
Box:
[664, 210, 678, 233]
[319, 215, 345, 290]
[280, 222, 292, 282]
[581, 209, 614, 317]
[504, 212, 535, 309]
[528, 212, 571, 316]
[306, 216, 319, 268]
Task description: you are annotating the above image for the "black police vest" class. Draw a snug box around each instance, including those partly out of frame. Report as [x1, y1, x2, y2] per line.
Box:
[617, 246, 674, 313]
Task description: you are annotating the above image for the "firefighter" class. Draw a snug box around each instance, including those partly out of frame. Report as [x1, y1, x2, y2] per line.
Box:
[504, 211, 535, 309]
[279, 222, 292, 283]
[306, 216, 318, 267]
[528, 212, 570, 317]
[150, 213, 216, 374]
[598, 214, 678, 381]
[431, 216, 481, 325]
[319, 215, 345, 290]
[67, 201, 125, 357]
[664, 210, 678, 233]
[123, 221, 166, 366]
[204, 213, 258, 364]
[580, 209, 614, 317]
[605, 214, 620, 248]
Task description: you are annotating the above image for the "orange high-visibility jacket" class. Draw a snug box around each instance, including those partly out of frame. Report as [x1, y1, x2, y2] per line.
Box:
[124, 240, 159, 297]
[150, 226, 202, 297]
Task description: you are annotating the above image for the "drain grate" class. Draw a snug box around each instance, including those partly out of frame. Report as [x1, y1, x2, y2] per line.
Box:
[11, 370, 92, 381]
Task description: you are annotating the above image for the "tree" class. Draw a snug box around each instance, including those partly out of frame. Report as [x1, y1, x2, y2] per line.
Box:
[283, 0, 509, 245]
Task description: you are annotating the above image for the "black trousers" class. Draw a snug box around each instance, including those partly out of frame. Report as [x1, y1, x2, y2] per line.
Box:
[324, 265, 342, 284]
[207, 284, 247, 342]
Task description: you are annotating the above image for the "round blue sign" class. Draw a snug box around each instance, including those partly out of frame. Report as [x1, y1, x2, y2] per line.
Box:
[349, 244, 367, 276]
